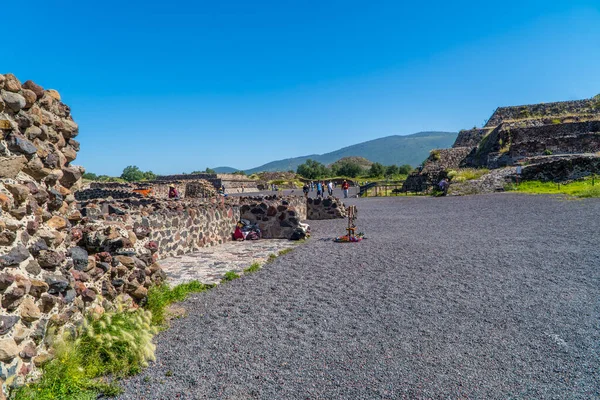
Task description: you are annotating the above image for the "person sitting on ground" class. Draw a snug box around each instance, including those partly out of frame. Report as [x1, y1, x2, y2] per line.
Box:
[439, 178, 450, 196]
[168, 184, 180, 199]
[233, 223, 245, 241]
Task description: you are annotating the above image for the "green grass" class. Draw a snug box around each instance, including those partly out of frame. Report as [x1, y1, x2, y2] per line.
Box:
[447, 168, 490, 182]
[507, 177, 600, 198]
[13, 281, 214, 399]
[146, 281, 213, 326]
[243, 262, 261, 274]
[267, 253, 277, 263]
[278, 248, 293, 256]
[222, 271, 240, 282]
[13, 343, 120, 400]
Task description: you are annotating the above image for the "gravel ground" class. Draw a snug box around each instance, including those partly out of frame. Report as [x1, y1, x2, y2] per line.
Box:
[118, 194, 600, 399]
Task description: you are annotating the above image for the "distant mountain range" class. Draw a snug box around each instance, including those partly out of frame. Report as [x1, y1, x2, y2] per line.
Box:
[213, 131, 458, 173]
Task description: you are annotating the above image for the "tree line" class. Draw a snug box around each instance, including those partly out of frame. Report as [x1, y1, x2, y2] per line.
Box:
[296, 159, 412, 180]
[83, 166, 247, 182]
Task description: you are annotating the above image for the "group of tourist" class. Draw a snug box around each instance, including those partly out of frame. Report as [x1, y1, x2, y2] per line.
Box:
[302, 180, 350, 198]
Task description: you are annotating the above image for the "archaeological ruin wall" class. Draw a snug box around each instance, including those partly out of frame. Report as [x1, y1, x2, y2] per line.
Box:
[307, 197, 347, 220]
[0, 73, 167, 392]
[485, 98, 600, 127]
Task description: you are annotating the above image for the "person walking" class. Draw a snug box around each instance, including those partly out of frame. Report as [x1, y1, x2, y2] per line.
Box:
[303, 183, 309, 198]
[327, 181, 333, 196]
[316, 181, 322, 198]
[342, 180, 349, 198]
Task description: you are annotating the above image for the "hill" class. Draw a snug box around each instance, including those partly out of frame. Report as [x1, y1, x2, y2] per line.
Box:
[243, 131, 457, 173]
[213, 166, 239, 173]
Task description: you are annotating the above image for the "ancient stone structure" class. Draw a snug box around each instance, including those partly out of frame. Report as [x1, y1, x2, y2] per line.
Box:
[86, 179, 217, 200]
[154, 173, 260, 194]
[238, 196, 307, 239]
[0, 73, 167, 393]
[0, 73, 348, 394]
[307, 197, 347, 219]
[403, 95, 600, 192]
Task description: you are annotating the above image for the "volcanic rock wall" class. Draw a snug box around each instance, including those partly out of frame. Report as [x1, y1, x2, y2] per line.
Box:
[307, 197, 347, 220]
[238, 196, 307, 239]
[0, 74, 166, 393]
[485, 98, 600, 127]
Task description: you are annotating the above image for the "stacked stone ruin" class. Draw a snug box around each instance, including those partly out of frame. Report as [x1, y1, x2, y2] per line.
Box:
[0, 72, 348, 395]
[403, 96, 600, 192]
[0, 73, 167, 393]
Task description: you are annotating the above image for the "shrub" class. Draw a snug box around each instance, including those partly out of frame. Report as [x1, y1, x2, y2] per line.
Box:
[552, 119, 561, 124]
[543, 149, 553, 155]
[76, 306, 157, 377]
[13, 281, 215, 399]
[430, 150, 441, 161]
[12, 342, 120, 400]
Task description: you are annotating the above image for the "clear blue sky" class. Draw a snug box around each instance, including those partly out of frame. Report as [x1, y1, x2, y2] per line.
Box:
[3, 1, 599, 175]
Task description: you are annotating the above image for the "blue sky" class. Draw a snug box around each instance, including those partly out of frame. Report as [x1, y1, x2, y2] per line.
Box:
[3, 1, 599, 175]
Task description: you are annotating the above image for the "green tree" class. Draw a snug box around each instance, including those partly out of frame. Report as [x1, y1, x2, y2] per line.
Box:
[143, 171, 157, 181]
[398, 164, 413, 175]
[385, 165, 399, 177]
[120, 166, 145, 182]
[297, 159, 329, 179]
[232, 170, 247, 175]
[369, 162, 385, 177]
[82, 172, 98, 181]
[205, 168, 216, 174]
[335, 161, 363, 178]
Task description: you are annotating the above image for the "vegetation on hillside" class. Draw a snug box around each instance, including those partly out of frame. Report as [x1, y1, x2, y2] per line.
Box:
[245, 132, 457, 173]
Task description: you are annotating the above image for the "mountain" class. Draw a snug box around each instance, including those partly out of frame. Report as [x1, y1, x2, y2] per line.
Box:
[213, 166, 239, 173]
[243, 131, 457, 173]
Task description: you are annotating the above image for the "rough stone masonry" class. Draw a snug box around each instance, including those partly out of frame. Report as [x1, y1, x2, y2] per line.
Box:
[0, 73, 167, 395]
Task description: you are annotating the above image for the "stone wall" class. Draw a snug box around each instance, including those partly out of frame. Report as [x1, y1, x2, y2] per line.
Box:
[75, 188, 144, 201]
[506, 121, 600, 158]
[520, 155, 600, 182]
[153, 173, 260, 194]
[485, 99, 600, 127]
[0, 73, 167, 393]
[79, 195, 310, 257]
[307, 197, 346, 219]
[453, 128, 491, 148]
[80, 197, 239, 259]
[88, 179, 217, 200]
[464, 121, 600, 168]
[426, 147, 474, 171]
[238, 196, 307, 239]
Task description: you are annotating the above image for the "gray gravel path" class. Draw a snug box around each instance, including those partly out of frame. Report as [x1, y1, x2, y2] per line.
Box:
[118, 194, 600, 399]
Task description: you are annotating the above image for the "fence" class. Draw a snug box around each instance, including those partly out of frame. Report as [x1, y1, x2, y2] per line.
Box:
[359, 181, 427, 197]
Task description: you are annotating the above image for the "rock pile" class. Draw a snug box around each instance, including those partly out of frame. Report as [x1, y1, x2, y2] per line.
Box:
[0, 73, 166, 394]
